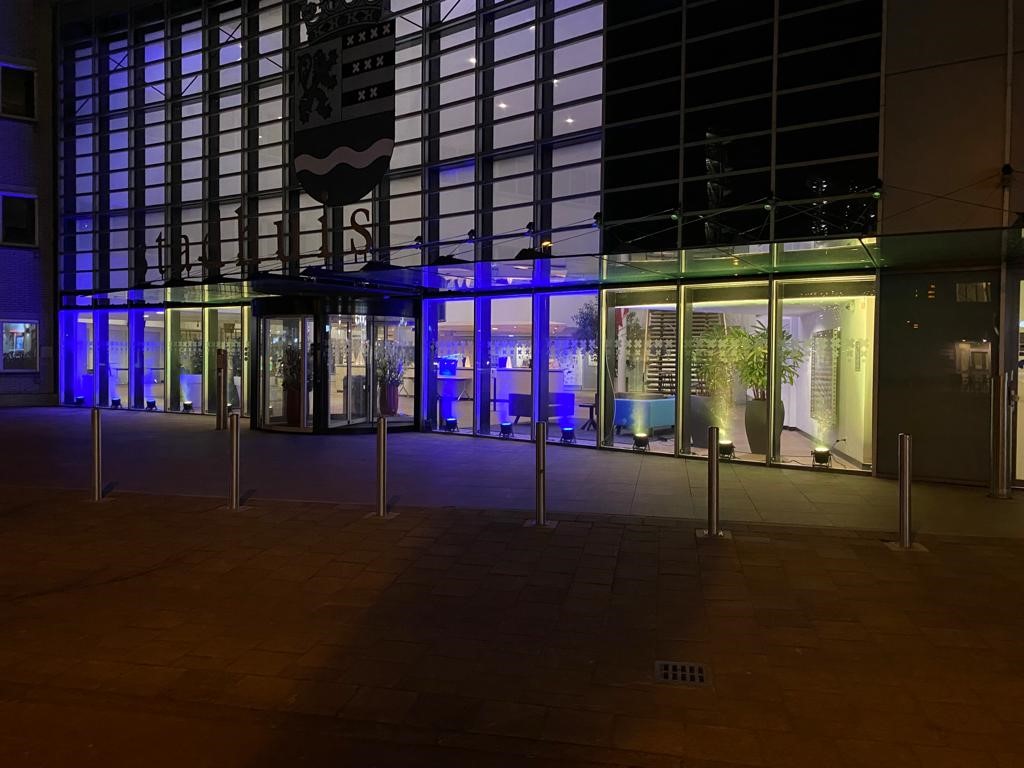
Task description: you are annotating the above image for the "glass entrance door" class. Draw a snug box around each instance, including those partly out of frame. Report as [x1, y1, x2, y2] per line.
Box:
[262, 316, 314, 431]
[328, 315, 369, 428]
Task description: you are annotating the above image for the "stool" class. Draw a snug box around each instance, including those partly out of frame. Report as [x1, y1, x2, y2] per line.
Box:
[632, 432, 650, 452]
[182, 401, 194, 413]
[443, 416, 458, 432]
[145, 399, 157, 411]
[560, 426, 576, 444]
[499, 422, 514, 438]
[110, 398, 122, 409]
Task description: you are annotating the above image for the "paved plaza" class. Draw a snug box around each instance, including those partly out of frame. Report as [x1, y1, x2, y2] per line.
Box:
[1, 407, 1024, 538]
[0, 485, 1023, 767]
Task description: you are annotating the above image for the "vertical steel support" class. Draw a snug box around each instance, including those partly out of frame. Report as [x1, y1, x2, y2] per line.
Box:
[91, 407, 102, 502]
[991, 372, 1013, 499]
[377, 415, 388, 518]
[216, 348, 228, 430]
[898, 433, 912, 549]
[229, 412, 240, 510]
[535, 421, 547, 526]
[707, 425, 720, 535]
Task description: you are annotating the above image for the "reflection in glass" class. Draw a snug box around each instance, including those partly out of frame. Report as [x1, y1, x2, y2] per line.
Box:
[682, 283, 770, 461]
[480, 296, 532, 439]
[96, 311, 129, 407]
[775, 277, 876, 469]
[424, 299, 474, 433]
[602, 287, 678, 455]
[545, 292, 598, 445]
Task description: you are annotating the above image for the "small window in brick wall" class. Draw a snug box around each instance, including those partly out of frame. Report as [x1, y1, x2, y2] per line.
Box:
[0, 65, 35, 119]
[1, 194, 37, 246]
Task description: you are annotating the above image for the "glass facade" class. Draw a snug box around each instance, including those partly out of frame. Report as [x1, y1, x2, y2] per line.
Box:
[603, 287, 679, 455]
[59, 305, 251, 413]
[57, 0, 604, 293]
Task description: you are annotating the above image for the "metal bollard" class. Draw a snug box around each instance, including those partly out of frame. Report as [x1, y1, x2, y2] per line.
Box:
[707, 425, 720, 535]
[91, 407, 102, 502]
[698, 426, 728, 538]
[229, 413, 240, 509]
[377, 415, 388, 518]
[216, 349, 228, 430]
[535, 421, 547, 526]
[898, 432, 912, 548]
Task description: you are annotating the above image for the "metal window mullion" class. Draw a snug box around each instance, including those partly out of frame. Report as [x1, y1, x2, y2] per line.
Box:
[768, 0, 781, 242]
[767, 273, 780, 465]
[169, 18, 184, 282]
[130, 27, 149, 288]
[204, 9, 222, 280]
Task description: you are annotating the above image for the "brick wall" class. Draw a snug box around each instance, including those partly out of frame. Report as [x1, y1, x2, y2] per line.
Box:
[0, 0, 55, 405]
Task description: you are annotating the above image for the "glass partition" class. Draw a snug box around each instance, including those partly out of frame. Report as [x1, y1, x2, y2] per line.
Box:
[424, 298, 474, 433]
[328, 314, 369, 428]
[681, 283, 770, 461]
[774, 277, 876, 469]
[544, 292, 598, 445]
[135, 310, 165, 410]
[262, 316, 314, 431]
[60, 311, 94, 405]
[94, 311, 129, 408]
[167, 308, 204, 412]
[602, 286, 679, 454]
[479, 295, 533, 439]
[204, 307, 245, 416]
[373, 317, 416, 423]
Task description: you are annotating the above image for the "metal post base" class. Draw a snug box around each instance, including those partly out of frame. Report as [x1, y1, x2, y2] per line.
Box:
[696, 529, 732, 540]
[523, 519, 558, 529]
[884, 540, 928, 552]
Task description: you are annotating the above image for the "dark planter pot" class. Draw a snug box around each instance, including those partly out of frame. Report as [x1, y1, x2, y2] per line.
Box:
[285, 387, 302, 427]
[379, 382, 400, 416]
[688, 395, 713, 449]
[744, 399, 784, 455]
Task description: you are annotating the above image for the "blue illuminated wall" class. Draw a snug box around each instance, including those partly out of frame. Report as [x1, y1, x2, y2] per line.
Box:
[0, 0, 55, 405]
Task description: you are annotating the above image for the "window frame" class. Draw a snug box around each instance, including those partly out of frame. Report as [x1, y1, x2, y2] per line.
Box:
[0, 319, 41, 374]
[0, 62, 38, 120]
[0, 192, 39, 247]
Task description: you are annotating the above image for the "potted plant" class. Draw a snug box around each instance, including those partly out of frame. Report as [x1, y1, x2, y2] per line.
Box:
[571, 299, 599, 355]
[737, 321, 804, 454]
[277, 345, 304, 427]
[689, 324, 744, 448]
[374, 340, 405, 417]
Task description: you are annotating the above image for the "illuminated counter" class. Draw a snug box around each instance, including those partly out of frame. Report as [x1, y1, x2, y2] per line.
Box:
[613, 394, 676, 436]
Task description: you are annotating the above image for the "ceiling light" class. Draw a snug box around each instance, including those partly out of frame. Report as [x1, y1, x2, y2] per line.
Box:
[497, 102, 507, 109]
[565, 117, 574, 124]
[468, 57, 477, 64]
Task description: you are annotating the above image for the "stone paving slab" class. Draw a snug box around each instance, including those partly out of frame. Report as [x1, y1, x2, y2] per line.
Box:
[2, 407, 1024, 538]
[0, 487, 1023, 766]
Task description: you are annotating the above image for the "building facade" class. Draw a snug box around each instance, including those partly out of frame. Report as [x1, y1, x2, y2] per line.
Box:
[18, 0, 1024, 488]
[0, 0, 55, 405]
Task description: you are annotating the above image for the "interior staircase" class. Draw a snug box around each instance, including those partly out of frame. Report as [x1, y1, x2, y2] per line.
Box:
[643, 310, 678, 395]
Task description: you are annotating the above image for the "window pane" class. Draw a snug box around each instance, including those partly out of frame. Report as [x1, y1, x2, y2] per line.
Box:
[1, 66, 35, 117]
[1, 196, 36, 244]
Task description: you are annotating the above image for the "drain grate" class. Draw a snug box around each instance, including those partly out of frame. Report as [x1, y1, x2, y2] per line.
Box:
[655, 661, 711, 686]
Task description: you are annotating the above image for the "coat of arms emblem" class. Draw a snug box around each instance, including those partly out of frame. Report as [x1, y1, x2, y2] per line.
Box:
[294, 0, 395, 206]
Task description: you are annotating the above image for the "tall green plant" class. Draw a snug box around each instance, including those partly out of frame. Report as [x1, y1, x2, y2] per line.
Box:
[736, 321, 804, 401]
[690, 324, 745, 434]
[570, 299, 599, 353]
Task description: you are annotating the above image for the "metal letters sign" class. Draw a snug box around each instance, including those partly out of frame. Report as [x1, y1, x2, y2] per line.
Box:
[294, 0, 395, 206]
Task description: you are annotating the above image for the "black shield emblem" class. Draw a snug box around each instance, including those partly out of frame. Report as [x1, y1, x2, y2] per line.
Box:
[294, 2, 395, 207]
